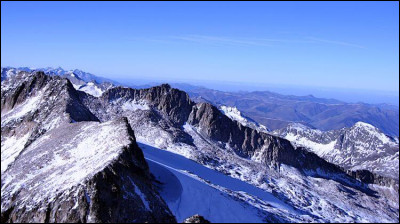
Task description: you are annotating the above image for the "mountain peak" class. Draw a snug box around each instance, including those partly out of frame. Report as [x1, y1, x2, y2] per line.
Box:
[353, 121, 376, 130]
[160, 83, 171, 90]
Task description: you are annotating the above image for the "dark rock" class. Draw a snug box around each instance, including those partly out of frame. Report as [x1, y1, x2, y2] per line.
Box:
[183, 214, 211, 223]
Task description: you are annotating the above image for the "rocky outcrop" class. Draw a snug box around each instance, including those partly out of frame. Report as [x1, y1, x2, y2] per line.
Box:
[101, 84, 194, 126]
[1, 118, 176, 223]
[346, 169, 399, 190]
[183, 214, 211, 223]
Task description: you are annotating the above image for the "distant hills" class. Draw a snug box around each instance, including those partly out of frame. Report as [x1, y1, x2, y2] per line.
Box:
[177, 85, 399, 137]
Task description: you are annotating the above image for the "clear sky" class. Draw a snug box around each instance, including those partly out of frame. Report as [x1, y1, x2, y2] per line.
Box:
[1, 1, 399, 94]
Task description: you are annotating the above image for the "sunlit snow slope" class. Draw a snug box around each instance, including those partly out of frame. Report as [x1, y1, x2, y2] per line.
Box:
[140, 142, 301, 223]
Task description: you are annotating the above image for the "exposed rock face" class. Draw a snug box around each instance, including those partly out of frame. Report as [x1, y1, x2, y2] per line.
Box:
[1, 118, 176, 223]
[102, 84, 194, 126]
[187, 102, 300, 166]
[183, 214, 211, 223]
[1, 71, 99, 125]
[78, 82, 390, 189]
[185, 102, 366, 187]
[82, 84, 308, 168]
[346, 169, 399, 190]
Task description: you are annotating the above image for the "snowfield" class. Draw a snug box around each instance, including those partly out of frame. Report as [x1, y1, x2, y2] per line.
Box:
[140, 142, 300, 223]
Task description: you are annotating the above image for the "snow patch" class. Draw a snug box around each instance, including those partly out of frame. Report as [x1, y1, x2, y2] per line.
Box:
[1, 91, 44, 124]
[128, 177, 151, 211]
[285, 133, 336, 157]
[1, 133, 31, 172]
[219, 106, 268, 133]
[78, 82, 103, 97]
[121, 100, 150, 112]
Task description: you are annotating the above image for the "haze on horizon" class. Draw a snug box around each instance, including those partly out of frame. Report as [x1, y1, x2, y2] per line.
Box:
[1, 1, 399, 105]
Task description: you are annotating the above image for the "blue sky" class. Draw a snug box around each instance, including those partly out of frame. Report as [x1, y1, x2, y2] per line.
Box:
[1, 2, 399, 99]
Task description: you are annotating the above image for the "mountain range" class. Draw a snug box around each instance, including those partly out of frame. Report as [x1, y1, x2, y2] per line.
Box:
[1, 67, 399, 222]
[176, 84, 399, 137]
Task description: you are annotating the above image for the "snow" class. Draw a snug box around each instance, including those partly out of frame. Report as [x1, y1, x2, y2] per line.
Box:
[285, 133, 337, 157]
[121, 100, 150, 112]
[353, 122, 395, 146]
[140, 142, 298, 223]
[128, 176, 151, 211]
[1, 120, 133, 207]
[277, 121, 399, 179]
[219, 106, 269, 133]
[78, 82, 103, 97]
[1, 91, 44, 124]
[134, 120, 399, 222]
[220, 106, 247, 124]
[72, 83, 82, 90]
[288, 123, 322, 135]
[1, 133, 30, 173]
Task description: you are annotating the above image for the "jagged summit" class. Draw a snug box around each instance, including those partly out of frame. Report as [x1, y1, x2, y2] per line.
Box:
[160, 83, 172, 89]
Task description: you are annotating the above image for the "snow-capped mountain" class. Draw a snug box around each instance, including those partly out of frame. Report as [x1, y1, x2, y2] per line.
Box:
[273, 122, 399, 180]
[1, 118, 175, 223]
[1, 71, 99, 173]
[2, 71, 399, 222]
[220, 105, 269, 133]
[1, 72, 175, 222]
[1, 67, 116, 97]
